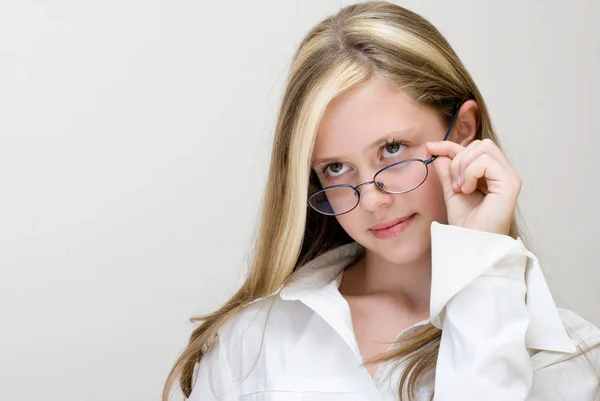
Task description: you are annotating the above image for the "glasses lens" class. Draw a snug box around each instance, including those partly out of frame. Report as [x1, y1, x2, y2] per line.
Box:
[308, 186, 358, 215]
[374, 160, 428, 193]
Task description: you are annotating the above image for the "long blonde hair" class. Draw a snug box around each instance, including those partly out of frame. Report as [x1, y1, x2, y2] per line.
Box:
[163, 2, 524, 400]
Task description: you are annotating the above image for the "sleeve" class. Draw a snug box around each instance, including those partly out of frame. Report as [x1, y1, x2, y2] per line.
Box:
[429, 222, 575, 401]
[187, 337, 240, 401]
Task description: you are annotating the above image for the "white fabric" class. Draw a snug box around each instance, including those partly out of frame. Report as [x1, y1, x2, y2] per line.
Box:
[188, 222, 600, 401]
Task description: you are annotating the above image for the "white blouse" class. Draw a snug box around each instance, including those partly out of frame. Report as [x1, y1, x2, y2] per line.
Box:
[188, 222, 600, 400]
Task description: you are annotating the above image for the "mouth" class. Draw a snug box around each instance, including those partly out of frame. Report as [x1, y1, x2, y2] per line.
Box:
[369, 213, 416, 239]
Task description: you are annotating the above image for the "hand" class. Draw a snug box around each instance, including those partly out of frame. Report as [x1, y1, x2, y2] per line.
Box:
[424, 139, 522, 236]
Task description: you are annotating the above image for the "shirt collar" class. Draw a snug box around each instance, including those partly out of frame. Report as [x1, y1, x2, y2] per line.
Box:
[276, 226, 576, 355]
[277, 242, 430, 364]
[278, 242, 364, 301]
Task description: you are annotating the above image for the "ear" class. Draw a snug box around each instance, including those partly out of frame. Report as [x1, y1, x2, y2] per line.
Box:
[449, 99, 480, 146]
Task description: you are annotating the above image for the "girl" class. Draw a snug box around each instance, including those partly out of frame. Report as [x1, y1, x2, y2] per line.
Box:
[164, 2, 600, 400]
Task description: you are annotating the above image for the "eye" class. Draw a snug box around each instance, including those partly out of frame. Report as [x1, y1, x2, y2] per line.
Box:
[323, 162, 350, 178]
[382, 140, 407, 159]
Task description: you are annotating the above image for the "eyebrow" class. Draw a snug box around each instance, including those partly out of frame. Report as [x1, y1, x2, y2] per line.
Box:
[311, 128, 415, 167]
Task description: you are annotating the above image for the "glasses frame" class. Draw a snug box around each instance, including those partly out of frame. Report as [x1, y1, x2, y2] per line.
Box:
[308, 100, 465, 216]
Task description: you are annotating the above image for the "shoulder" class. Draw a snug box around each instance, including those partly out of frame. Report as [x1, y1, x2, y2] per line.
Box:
[218, 294, 310, 342]
[533, 307, 600, 369]
[214, 294, 311, 375]
[558, 307, 600, 345]
[556, 307, 600, 367]
[530, 308, 600, 399]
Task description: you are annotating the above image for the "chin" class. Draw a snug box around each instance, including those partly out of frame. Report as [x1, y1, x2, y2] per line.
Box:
[379, 236, 431, 265]
[359, 217, 434, 264]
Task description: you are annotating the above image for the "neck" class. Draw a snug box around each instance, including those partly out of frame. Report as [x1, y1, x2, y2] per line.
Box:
[341, 247, 432, 313]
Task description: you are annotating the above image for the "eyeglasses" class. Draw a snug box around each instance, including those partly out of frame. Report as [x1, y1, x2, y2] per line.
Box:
[307, 101, 464, 216]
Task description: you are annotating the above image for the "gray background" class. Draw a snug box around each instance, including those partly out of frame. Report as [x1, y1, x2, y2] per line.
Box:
[1, 1, 598, 400]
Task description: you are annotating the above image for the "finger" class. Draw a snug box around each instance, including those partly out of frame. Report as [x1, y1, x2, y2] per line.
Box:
[427, 141, 468, 193]
[458, 139, 513, 188]
[461, 153, 509, 195]
[480, 138, 509, 164]
[460, 138, 509, 169]
[429, 155, 455, 200]
[451, 140, 482, 190]
[425, 141, 465, 160]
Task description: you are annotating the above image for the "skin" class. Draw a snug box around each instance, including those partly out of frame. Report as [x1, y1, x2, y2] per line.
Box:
[311, 75, 522, 378]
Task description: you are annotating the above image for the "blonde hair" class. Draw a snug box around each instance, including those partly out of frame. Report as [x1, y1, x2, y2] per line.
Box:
[164, 2, 524, 400]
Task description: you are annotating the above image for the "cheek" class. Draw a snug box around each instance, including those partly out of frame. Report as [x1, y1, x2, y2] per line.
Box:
[335, 213, 361, 239]
[409, 169, 448, 222]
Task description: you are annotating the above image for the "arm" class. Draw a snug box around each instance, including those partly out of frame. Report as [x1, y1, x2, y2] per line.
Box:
[430, 222, 574, 401]
[426, 136, 575, 400]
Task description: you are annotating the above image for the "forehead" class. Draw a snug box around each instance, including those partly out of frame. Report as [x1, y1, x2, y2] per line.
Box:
[313, 77, 444, 160]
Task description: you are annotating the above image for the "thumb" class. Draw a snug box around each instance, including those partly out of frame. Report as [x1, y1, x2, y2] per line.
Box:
[430, 156, 455, 200]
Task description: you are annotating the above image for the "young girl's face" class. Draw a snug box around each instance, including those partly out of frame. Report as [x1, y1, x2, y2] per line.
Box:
[312, 76, 450, 264]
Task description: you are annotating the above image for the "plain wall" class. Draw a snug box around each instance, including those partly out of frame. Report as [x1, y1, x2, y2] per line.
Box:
[1, 1, 599, 400]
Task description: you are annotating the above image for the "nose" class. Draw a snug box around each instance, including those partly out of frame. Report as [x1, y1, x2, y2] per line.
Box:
[358, 181, 395, 212]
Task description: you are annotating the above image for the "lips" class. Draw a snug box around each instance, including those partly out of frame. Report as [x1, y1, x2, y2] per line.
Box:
[369, 213, 416, 239]
[370, 215, 414, 231]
